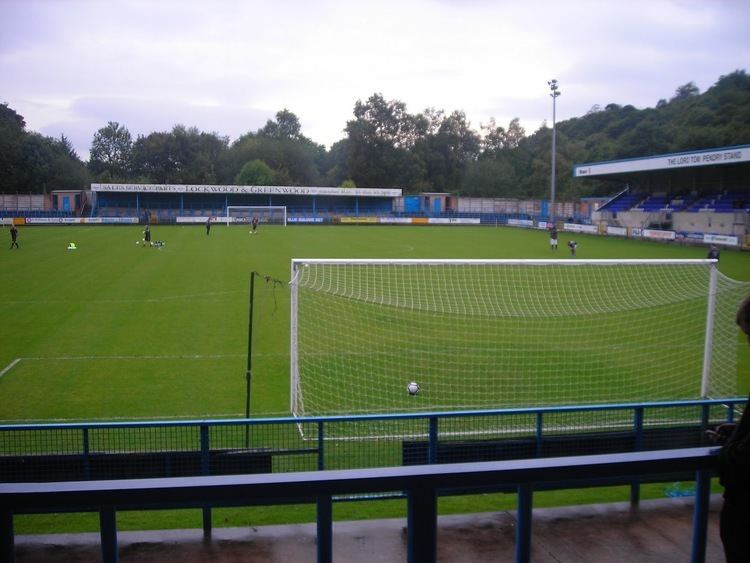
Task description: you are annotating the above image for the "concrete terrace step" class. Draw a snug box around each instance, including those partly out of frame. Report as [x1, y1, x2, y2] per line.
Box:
[14, 495, 725, 562]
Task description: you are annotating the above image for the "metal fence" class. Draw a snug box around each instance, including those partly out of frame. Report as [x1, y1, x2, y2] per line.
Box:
[1, 447, 720, 563]
[1, 398, 744, 484]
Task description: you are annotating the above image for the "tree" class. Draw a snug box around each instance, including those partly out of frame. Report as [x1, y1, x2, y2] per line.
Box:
[0, 103, 27, 191]
[505, 118, 526, 149]
[235, 159, 275, 185]
[130, 126, 228, 184]
[57, 135, 79, 161]
[671, 81, 700, 102]
[480, 118, 507, 155]
[89, 121, 132, 181]
[344, 93, 425, 188]
[259, 109, 302, 140]
[131, 132, 177, 184]
[46, 135, 90, 189]
[349, 93, 421, 148]
[424, 111, 480, 192]
[0, 104, 88, 192]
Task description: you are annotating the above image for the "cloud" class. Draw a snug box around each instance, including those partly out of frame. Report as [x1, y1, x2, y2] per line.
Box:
[34, 96, 272, 160]
[2, 0, 749, 161]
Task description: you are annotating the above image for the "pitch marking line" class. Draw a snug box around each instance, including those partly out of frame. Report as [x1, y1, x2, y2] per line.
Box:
[0, 354, 253, 379]
[0, 290, 247, 306]
[21, 354, 246, 361]
[0, 358, 21, 379]
[1, 413, 248, 423]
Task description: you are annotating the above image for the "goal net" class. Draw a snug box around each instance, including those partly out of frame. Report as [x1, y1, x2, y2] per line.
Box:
[290, 259, 749, 419]
[226, 206, 287, 226]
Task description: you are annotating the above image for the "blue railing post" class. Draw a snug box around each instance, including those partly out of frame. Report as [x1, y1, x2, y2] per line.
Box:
[99, 507, 118, 563]
[700, 403, 710, 435]
[1, 510, 13, 563]
[82, 427, 91, 480]
[200, 424, 211, 538]
[407, 487, 437, 563]
[535, 412, 544, 458]
[690, 469, 712, 563]
[318, 420, 325, 470]
[316, 421, 332, 563]
[631, 406, 644, 505]
[317, 495, 333, 563]
[515, 484, 533, 563]
[428, 416, 438, 464]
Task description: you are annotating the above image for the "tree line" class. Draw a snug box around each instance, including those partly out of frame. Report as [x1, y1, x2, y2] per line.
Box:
[1, 70, 748, 200]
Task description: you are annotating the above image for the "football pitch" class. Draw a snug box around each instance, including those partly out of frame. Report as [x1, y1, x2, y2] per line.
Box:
[1, 224, 749, 424]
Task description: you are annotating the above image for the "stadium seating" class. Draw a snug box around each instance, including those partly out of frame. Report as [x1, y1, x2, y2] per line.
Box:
[598, 193, 643, 213]
[598, 190, 749, 214]
[638, 195, 669, 211]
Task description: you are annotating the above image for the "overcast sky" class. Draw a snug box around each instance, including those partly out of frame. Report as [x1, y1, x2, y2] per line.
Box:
[1, 0, 749, 161]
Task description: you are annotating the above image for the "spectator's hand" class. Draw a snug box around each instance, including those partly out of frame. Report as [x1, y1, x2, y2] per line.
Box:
[706, 423, 737, 444]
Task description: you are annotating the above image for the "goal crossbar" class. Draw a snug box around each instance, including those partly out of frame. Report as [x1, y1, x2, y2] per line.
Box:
[292, 258, 717, 267]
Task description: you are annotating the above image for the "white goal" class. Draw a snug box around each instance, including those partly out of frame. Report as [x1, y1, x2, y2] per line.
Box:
[226, 206, 287, 226]
[290, 258, 750, 419]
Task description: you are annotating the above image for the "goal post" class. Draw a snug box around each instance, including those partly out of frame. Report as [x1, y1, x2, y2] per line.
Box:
[289, 258, 750, 419]
[226, 206, 287, 226]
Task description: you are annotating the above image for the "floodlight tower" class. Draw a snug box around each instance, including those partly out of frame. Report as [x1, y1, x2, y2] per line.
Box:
[548, 79, 561, 224]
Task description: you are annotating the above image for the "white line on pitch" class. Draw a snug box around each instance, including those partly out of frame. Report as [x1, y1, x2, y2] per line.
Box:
[20, 354, 247, 361]
[0, 358, 21, 379]
[0, 413, 248, 423]
[0, 290, 247, 305]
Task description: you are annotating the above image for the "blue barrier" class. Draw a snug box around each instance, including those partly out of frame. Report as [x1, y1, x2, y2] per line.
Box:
[0, 398, 743, 484]
[0, 446, 720, 563]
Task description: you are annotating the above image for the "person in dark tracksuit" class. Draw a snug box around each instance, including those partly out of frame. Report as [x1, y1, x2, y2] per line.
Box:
[9, 224, 19, 249]
[206, 217, 211, 236]
[714, 294, 750, 562]
[567, 240, 577, 257]
[707, 245, 720, 261]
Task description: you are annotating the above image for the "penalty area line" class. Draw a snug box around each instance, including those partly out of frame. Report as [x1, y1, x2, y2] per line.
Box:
[0, 358, 21, 379]
[20, 353, 247, 361]
[1, 353, 253, 378]
[2, 413, 247, 424]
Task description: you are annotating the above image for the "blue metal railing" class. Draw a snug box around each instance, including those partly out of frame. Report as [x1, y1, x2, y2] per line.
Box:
[1, 398, 743, 479]
[0, 446, 721, 563]
[2, 399, 744, 562]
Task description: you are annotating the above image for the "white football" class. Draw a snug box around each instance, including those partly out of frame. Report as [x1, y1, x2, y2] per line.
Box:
[407, 382, 420, 395]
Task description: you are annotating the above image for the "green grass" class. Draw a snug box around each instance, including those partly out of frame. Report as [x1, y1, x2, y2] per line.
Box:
[295, 262, 742, 418]
[2, 224, 750, 533]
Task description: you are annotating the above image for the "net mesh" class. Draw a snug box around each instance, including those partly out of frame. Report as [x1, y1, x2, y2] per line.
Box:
[291, 260, 749, 417]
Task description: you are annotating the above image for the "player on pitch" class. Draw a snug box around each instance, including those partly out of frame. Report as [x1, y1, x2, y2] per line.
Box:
[9, 224, 19, 249]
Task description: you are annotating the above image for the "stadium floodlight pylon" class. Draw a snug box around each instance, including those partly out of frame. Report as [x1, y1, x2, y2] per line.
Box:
[289, 258, 750, 418]
[226, 205, 287, 226]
